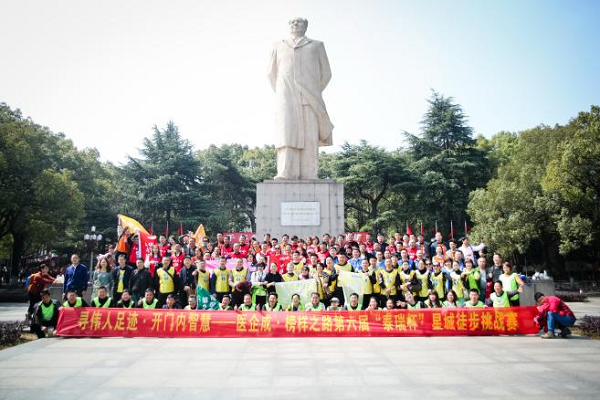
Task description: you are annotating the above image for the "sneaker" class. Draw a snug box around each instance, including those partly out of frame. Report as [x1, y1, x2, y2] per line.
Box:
[560, 327, 571, 338]
[541, 332, 555, 339]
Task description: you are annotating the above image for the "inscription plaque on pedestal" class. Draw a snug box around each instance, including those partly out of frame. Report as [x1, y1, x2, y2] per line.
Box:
[281, 202, 320, 226]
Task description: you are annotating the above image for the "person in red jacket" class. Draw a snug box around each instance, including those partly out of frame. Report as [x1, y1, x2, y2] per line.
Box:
[27, 264, 55, 317]
[535, 292, 576, 339]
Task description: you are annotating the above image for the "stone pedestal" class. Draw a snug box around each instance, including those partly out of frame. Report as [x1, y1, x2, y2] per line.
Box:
[256, 180, 344, 239]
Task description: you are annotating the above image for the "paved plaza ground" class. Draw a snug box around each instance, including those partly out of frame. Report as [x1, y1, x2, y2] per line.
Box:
[1, 300, 600, 399]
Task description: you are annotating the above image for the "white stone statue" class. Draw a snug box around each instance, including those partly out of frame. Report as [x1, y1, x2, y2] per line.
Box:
[268, 17, 334, 180]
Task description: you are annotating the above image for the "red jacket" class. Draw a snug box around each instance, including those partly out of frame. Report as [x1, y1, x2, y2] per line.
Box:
[27, 272, 55, 295]
[536, 295, 576, 331]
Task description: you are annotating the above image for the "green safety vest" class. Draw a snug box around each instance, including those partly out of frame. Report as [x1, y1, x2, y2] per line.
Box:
[499, 273, 520, 301]
[40, 302, 55, 321]
[305, 302, 325, 311]
[263, 303, 282, 311]
[465, 300, 485, 308]
[118, 300, 134, 308]
[490, 291, 511, 307]
[93, 297, 112, 308]
[346, 304, 362, 311]
[142, 298, 158, 309]
[406, 302, 422, 309]
[239, 303, 256, 311]
[63, 297, 83, 307]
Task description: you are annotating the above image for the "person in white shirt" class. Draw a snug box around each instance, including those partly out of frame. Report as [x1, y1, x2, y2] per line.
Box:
[459, 237, 485, 263]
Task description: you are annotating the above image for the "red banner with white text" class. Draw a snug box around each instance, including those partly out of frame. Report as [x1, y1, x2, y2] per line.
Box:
[56, 307, 539, 338]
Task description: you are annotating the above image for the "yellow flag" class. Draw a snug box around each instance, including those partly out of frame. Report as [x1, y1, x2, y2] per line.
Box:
[117, 214, 149, 235]
[194, 223, 206, 244]
[338, 270, 367, 306]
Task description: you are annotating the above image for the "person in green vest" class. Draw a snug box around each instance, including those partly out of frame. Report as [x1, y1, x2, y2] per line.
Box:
[442, 290, 463, 308]
[63, 289, 89, 307]
[305, 292, 326, 311]
[401, 292, 424, 309]
[92, 286, 114, 308]
[366, 296, 381, 311]
[499, 262, 525, 306]
[487, 281, 520, 308]
[116, 290, 135, 308]
[424, 290, 442, 308]
[138, 288, 158, 309]
[30, 289, 60, 338]
[238, 293, 257, 311]
[326, 297, 341, 311]
[464, 289, 485, 307]
[286, 293, 303, 311]
[262, 293, 282, 311]
[219, 294, 233, 310]
[343, 293, 362, 311]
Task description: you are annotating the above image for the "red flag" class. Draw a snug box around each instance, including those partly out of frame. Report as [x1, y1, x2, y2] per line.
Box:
[464, 221, 472, 235]
[137, 231, 158, 260]
[148, 222, 153, 236]
[178, 222, 184, 236]
[449, 220, 454, 239]
[420, 222, 424, 235]
[406, 222, 413, 235]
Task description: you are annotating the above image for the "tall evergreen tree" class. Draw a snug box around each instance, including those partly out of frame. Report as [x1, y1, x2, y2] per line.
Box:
[121, 122, 210, 231]
[405, 91, 489, 235]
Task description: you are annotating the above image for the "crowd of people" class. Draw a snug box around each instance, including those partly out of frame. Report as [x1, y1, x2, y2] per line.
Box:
[27, 231, 575, 338]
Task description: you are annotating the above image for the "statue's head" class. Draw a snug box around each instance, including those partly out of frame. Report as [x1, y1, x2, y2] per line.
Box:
[289, 17, 308, 37]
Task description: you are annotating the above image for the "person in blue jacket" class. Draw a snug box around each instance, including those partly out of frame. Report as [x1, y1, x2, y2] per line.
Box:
[63, 254, 89, 298]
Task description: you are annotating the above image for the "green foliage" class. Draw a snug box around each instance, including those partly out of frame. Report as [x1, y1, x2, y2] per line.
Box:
[404, 91, 490, 235]
[120, 122, 211, 230]
[0, 103, 86, 271]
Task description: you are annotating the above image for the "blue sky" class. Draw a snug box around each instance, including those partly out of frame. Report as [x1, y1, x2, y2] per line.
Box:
[1, 0, 598, 164]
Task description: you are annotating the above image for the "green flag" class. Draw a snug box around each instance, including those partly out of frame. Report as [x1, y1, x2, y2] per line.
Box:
[196, 286, 220, 310]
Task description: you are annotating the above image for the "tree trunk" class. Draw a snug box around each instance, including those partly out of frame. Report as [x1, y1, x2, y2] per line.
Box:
[10, 232, 25, 280]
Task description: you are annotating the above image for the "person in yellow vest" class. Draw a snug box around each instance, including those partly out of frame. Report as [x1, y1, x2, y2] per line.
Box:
[313, 262, 331, 304]
[334, 253, 353, 306]
[282, 262, 299, 282]
[430, 263, 447, 301]
[368, 257, 381, 300]
[92, 286, 114, 308]
[138, 289, 159, 309]
[414, 260, 431, 302]
[229, 258, 249, 307]
[211, 257, 231, 302]
[499, 262, 525, 306]
[155, 256, 179, 308]
[286, 294, 303, 311]
[305, 292, 326, 311]
[238, 293, 257, 311]
[194, 260, 211, 293]
[343, 293, 362, 311]
[450, 261, 467, 301]
[291, 251, 305, 275]
[379, 259, 399, 305]
[184, 294, 198, 310]
[63, 289, 89, 307]
[398, 260, 418, 299]
[112, 254, 133, 302]
[116, 290, 135, 308]
[359, 259, 374, 309]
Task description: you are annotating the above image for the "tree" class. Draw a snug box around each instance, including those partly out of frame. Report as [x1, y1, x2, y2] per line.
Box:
[120, 122, 211, 232]
[542, 106, 600, 257]
[405, 91, 490, 235]
[325, 141, 411, 233]
[0, 103, 85, 273]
